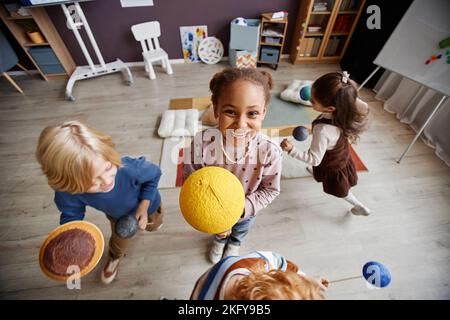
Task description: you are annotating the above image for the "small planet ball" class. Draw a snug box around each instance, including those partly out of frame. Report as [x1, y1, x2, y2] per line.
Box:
[179, 166, 245, 234]
[292, 126, 309, 141]
[299, 84, 311, 101]
[115, 214, 139, 239]
[362, 261, 391, 288]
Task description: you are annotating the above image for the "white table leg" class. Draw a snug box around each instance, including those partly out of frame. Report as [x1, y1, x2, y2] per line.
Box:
[358, 66, 381, 91]
[397, 95, 447, 163]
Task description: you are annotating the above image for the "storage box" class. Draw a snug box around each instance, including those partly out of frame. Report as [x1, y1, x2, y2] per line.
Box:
[229, 19, 260, 51]
[260, 47, 280, 63]
[28, 47, 59, 65]
[264, 37, 281, 44]
[229, 48, 257, 68]
[28, 46, 64, 74]
[39, 64, 65, 74]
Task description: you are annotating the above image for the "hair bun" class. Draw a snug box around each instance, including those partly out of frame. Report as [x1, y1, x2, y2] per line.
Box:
[259, 70, 274, 90]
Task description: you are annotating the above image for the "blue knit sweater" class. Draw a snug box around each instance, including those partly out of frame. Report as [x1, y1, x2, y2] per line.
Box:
[55, 156, 162, 224]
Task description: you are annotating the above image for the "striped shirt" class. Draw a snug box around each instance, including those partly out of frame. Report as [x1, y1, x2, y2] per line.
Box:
[190, 251, 301, 300]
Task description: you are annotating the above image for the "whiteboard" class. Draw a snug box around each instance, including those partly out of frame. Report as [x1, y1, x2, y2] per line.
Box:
[374, 0, 450, 96]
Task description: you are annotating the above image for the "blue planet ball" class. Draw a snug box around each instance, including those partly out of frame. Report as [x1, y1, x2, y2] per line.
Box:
[362, 261, 391, 288]
[292, 126, 309, 141]
[299, 85, 311, 101]
[115, 214, 139, 239]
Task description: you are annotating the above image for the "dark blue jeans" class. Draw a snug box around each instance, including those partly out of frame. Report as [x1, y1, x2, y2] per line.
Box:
[215, 216, 255, 246]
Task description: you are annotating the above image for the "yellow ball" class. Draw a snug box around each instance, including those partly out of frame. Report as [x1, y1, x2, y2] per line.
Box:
[179, 166, 245, 234]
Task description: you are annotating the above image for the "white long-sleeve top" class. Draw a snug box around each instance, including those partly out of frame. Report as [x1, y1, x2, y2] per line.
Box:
[287, 113, 341, 166]
[287, 98, 369, 166]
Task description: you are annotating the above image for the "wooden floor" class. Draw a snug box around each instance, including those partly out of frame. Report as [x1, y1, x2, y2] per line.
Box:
[0, 61, 449, 300]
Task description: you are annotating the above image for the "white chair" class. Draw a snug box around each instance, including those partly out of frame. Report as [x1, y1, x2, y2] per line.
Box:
[131, 21, 173, 80]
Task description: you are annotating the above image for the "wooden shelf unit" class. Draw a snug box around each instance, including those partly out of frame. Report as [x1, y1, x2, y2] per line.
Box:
[290, 0, 365, 64]
[257, 13, 288, 69]
[0, 4, 75, 80]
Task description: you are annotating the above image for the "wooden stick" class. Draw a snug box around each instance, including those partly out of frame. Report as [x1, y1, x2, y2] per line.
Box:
[16, 63, 32, 75]
[329, 275, 363, 284]
[2, 72, 24, 94]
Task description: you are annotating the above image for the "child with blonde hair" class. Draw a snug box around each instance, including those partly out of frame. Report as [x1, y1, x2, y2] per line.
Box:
[190, 251, 328, 300]
[36, 121, 163, 284]
[184, 68, 282, 263]
[281, 71, 371, 216]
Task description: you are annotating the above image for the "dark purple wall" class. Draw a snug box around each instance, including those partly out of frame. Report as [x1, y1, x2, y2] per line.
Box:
[45, 0, 299, 65]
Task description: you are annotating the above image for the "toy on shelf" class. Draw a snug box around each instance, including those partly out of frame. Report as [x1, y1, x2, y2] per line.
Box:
[232, 17, 247, 26]
[179, 166, 245, 234]
[271, 11, 288, 20]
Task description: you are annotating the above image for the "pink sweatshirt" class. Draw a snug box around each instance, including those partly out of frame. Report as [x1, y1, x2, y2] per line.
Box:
[184, 129, 282, 220]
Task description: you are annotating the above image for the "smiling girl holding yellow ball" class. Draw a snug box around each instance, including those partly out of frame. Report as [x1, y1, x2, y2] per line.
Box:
[184, 68, 282, 263]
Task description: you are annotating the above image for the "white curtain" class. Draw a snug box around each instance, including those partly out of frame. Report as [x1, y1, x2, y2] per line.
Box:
[374, 70, 450, 166]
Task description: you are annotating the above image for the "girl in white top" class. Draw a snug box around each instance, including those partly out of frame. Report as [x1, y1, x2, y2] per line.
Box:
[281, 72, 371, 216]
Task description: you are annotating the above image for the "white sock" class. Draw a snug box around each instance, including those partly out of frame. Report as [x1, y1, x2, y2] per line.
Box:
[344, 191, 365, 208]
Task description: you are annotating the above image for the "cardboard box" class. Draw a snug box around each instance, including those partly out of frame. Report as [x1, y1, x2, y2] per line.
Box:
[169, 96, 211, 110]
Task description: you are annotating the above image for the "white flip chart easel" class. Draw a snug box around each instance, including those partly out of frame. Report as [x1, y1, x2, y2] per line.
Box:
[359, 0, 449, 163]
[61, 1, 133, 101]
[25, 0, 134, 101]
